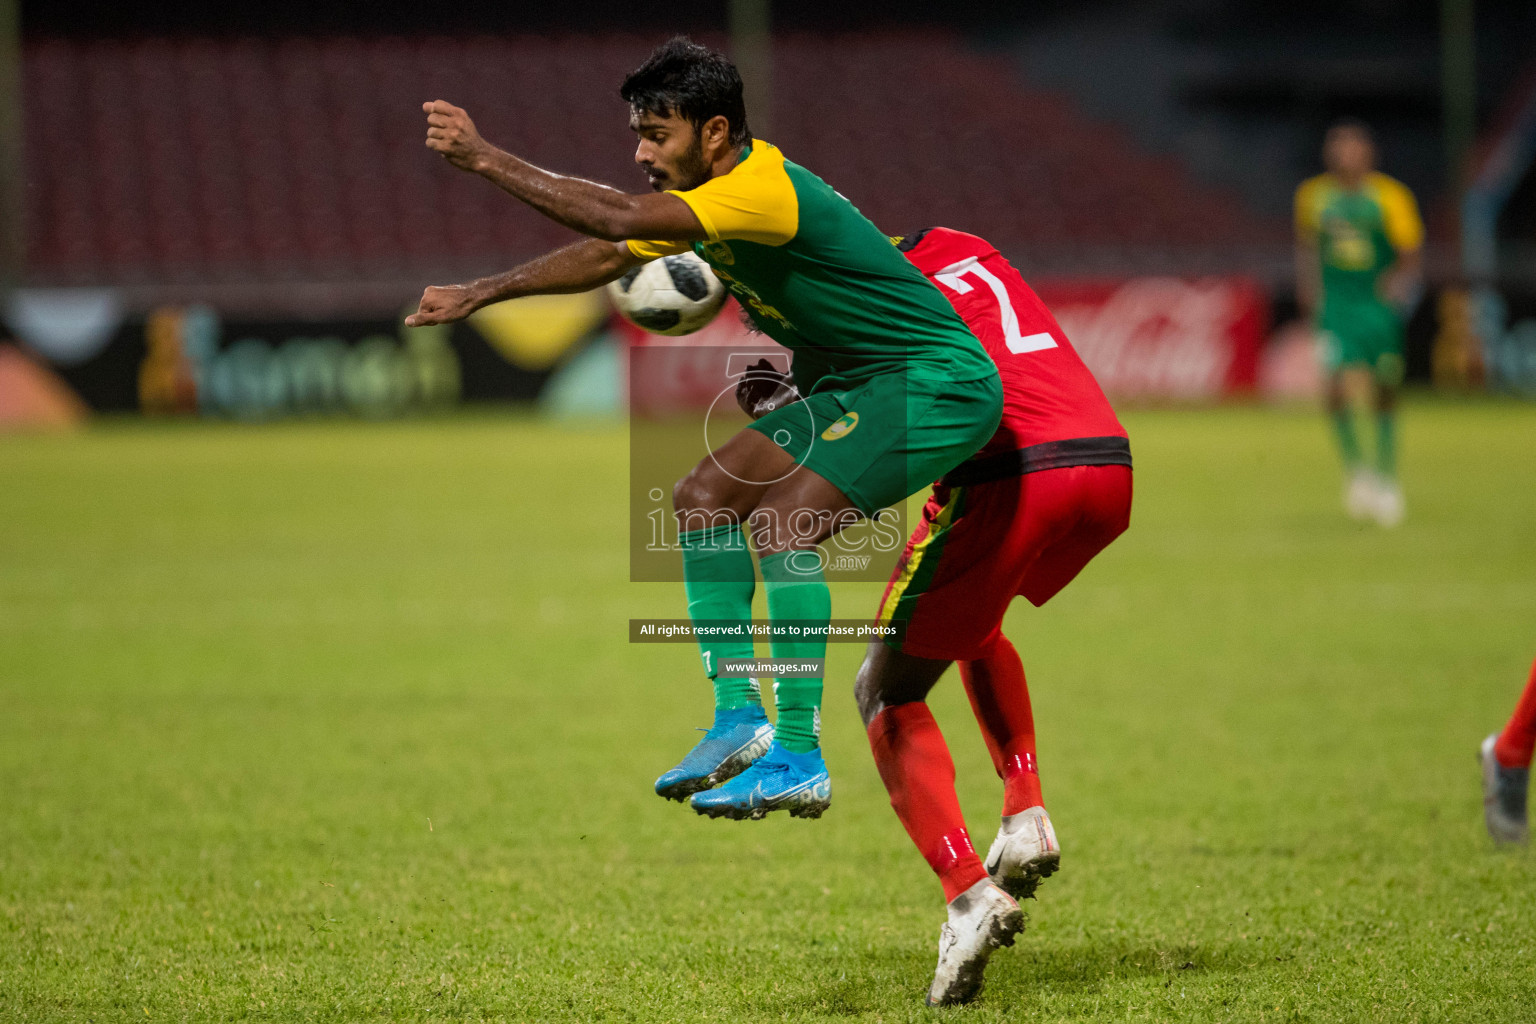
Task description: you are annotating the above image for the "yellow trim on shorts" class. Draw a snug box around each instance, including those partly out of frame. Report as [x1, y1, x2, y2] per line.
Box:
[877, 489, 963, 627]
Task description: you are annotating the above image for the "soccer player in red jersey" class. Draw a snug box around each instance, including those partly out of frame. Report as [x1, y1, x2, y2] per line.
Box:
[735, 226, 1130, 1003]
[859, 227, 1132, 1005]
[1480, 658, 1536, 844]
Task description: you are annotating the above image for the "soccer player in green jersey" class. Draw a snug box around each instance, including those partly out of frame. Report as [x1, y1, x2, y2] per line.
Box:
[405, 38, 1002, 819]
[1295, 120, 1423, 527]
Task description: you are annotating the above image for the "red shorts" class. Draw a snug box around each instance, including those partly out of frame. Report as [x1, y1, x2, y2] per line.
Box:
[876, 464, 1132, 661]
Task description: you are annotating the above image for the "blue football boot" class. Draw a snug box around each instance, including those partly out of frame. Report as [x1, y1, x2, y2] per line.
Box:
[654, 705, 775, 802]
[688, 742, 832, 820]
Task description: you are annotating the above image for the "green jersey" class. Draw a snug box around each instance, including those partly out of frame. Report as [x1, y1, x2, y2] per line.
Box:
[1294, 171, 1423, 306]
[628, 141, 996, 393]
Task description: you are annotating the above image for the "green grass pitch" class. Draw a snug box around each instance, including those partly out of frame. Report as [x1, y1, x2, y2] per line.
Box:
[2, 399, 1534, 1022]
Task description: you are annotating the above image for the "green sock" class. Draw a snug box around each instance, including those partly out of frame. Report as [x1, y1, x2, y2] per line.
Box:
[761, 549, 830, 753]
[679, 523, 760, 711]
[1375, 411, 1397, 478]
[1331, 409, 1362, 469]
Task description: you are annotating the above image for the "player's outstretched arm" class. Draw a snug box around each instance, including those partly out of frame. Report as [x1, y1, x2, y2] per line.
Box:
[405, 238, 643, 328]
[422, 100, 706, 243]
[1378, 181, 1425, 309]
[1379, 245, 1423, 309]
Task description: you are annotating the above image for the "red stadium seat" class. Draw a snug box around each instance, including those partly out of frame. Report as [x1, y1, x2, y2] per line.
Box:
[22, 32, 1283, 285]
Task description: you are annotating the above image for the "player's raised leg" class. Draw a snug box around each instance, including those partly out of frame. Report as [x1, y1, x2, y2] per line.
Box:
[960, 636, 1060, 899]
[690, 463, 848, 821]
[1481, 657, 1536, 844]
[654, 431, 793, 801]
[857, 643, 1024, 1006]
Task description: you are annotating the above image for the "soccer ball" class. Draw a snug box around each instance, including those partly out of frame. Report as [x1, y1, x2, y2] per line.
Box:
[607, 252, 727, 336]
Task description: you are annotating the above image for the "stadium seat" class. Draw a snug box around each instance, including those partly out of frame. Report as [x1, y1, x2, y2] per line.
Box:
[22, 32, 1284, 286]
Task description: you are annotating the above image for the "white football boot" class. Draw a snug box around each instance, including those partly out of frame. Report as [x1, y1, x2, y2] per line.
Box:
[1372, 477, 1405, 528]
[1344, 469, 1376, 522]
[1480, 734, 1530, 845]
[925, 878, 1025, 1007]
[983, 806, 1061, 900]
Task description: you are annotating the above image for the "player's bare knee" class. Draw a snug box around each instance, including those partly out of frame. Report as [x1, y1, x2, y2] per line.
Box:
[671, 464, 709, 513]
[672, 463, 732, 519]
[854, 641, 888, 726]
[856, 640, 948, 725]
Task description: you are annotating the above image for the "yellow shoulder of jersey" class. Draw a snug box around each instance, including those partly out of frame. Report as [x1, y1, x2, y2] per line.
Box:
[626, 237, 693, 261]
[626, 141, 800, 261]
[1293, 173, 1333, 238]
[1367, 172, 1424, 253]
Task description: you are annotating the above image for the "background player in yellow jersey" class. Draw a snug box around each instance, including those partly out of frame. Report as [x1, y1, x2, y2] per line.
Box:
[1294, 120, 1423, 527]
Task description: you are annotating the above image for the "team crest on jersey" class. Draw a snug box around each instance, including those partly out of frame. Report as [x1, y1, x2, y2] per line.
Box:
[702, 241, 735, 265]
[1322, 215, 1372, 270]
[821, 412, 859, 441]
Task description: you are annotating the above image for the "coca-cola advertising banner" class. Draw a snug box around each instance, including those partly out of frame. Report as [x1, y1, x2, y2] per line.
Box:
[621, 277, 1268, 407]
[1035, 277, 1266, 400]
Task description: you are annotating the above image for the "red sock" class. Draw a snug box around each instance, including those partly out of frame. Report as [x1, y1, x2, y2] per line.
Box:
[1494, 658, 1536, 769]
[960, 634, 1043, 816]
[867, 702, 988, 902]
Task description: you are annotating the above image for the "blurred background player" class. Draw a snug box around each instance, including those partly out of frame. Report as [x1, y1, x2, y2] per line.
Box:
[1294, 121, 1423, 527]
[1480, 657, 1536, 845]
[857, 227, 1131, 1005]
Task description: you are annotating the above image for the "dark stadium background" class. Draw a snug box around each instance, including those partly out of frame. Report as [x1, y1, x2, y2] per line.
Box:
[5, 0, 1535, 416]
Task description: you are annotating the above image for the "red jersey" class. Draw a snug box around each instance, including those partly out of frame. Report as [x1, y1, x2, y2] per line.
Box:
[899, 228, 1128, 476]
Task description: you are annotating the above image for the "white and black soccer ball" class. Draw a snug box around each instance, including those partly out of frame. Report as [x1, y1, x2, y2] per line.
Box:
[607, 252, 727, 336]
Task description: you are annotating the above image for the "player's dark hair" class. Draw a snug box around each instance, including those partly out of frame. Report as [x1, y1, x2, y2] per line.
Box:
[621, 36, 752, 147]
[1327, 118, 1374, 144]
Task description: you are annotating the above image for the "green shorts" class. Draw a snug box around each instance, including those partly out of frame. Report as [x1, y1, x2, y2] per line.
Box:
[1318, 299, 1405, 385]
[747, 372, 1003, 515]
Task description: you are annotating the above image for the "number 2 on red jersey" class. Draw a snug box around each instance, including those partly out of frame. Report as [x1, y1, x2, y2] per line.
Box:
[933, 257, 1058, 355]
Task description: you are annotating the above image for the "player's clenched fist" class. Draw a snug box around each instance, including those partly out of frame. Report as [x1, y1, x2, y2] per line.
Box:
[405, 284, 480, 327]
[422, 100, 488, 171]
